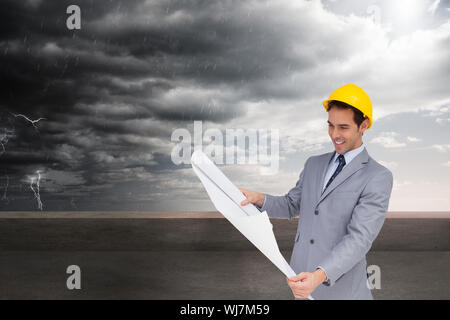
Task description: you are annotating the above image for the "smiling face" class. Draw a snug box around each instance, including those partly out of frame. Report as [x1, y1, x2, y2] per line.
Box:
[327, 107, 369, 154]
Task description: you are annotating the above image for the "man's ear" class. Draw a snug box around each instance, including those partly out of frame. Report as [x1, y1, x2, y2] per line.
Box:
[360, 117, 370, 133]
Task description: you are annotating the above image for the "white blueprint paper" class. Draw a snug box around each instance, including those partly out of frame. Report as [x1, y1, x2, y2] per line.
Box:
[191, 150, 313, 300]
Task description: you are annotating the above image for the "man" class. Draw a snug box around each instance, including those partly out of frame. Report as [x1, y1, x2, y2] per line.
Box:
[239, 84, 393, 300]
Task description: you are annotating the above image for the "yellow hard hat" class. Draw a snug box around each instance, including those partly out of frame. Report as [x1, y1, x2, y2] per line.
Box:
[322, 84, 373, 129]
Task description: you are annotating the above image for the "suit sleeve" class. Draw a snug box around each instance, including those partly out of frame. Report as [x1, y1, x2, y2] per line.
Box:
[317, 169, 394, 286]
[256, 158, 309, 220]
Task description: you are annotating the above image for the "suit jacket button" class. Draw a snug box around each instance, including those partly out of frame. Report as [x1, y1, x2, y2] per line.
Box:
[310, 239, 314, 244]
[314, 209, 319, 215]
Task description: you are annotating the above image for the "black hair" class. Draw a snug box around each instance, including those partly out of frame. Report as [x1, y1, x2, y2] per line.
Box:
[327, 100, 368, 128]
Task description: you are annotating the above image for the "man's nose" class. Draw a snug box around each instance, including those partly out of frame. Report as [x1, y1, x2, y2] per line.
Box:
[330, 132, 340, 139]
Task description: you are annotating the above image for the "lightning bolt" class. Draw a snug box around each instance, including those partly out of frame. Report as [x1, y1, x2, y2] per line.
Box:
[30, 170, 43, 211]
[1, 111, 48, 210]
[10, 113, 46, 131]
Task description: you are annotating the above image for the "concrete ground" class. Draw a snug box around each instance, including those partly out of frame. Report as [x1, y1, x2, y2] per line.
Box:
[0, 214, 449, 299]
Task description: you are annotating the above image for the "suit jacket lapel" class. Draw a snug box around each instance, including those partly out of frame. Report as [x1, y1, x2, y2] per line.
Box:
[317, 147, 369, 205]
[317, 151, 336, 202]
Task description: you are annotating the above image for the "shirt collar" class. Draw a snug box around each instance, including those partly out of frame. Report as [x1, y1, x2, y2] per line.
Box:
[332, 143, 365, 165]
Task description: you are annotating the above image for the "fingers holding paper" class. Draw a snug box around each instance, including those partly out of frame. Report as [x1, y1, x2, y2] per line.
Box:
[238, 187, 265, 208]
[287, 271, 324, 299]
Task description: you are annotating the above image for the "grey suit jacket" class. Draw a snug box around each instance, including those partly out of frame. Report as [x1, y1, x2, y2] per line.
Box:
[259, 147, 393, 299]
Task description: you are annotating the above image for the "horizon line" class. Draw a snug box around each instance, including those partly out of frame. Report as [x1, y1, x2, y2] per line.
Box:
[0, 211, 449, 219]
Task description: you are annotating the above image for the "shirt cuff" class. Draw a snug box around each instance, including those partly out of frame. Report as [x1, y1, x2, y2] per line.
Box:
[256, 195, 267, 212]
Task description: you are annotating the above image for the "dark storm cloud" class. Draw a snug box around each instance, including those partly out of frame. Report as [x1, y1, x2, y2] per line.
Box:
[0, 0, 322, 122]
[7, 0, 449, 210]
[0, 0, 329, 210]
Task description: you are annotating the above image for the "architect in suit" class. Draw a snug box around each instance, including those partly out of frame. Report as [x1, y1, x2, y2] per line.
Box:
[239, 84, 394, 299]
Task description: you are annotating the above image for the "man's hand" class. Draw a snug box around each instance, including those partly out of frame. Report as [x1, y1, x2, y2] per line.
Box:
[239, 188, 265, 208]
[286, 269, 327, 299]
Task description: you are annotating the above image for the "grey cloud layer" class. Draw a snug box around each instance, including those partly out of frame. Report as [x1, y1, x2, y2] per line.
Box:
[0, 0, 449, 210]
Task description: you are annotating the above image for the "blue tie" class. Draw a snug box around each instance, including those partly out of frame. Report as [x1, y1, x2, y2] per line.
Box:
[325, 154, 346, 190]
